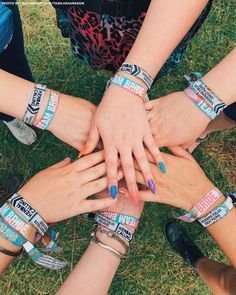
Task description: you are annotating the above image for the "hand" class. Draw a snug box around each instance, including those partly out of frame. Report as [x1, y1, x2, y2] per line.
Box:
[135, 146, 214, 211]
[48, 95, 96, 150]
[145, 91, 211, 148]
[83, 84, 165, 202]
[18, 151, 124, 223]
[96, 180, 144, 221]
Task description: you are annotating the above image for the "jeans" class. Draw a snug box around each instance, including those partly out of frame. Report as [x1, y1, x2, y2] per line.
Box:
[0, 2, 33, 122]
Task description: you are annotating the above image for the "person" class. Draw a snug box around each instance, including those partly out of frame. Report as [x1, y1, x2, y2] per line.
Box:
[51, 0, 214, 202]
[134, 146, 236, 294]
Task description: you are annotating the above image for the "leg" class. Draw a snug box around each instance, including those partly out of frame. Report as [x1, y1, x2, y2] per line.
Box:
[197, 258, 236, 295]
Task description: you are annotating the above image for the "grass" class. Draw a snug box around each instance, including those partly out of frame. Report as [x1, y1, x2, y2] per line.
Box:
[0, 0, 235, 294]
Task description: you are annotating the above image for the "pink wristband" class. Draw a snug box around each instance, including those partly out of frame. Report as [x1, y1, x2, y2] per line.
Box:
[100, 211, 139, 228]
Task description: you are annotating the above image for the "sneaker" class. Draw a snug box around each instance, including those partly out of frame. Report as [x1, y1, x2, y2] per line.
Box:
[163, 220, 205, 268]
[4, 118, 37, 145]
[0, 176, 21, 205]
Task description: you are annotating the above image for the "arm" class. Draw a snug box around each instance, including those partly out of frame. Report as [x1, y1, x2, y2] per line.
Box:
[0, 151, 124, 275]
[126, 0, 209, 77]
[135, 147, 236, 267]
[0, 69, 96, 150]
[57, 184, 144, 295]
[146, 47, 236, 148]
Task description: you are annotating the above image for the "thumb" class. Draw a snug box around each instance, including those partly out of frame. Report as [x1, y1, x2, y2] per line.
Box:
[144, 99, 156, 111]
[78, 125, 100, 158]
[48, 157, 71, 170]
[82, 197, 117, 213]
[168, 146, 193, 161]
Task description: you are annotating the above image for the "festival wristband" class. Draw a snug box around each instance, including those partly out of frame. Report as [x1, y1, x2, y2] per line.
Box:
[95, 213, 133, 244]
[173, 187, 223, 222]
[100, 211, 139, 229]
[8, 194, 48, 236]
[119, 63, 153, 90]
[23, 84, 47, 125]
[0, 206, 67, 270]
[198, 197, 233, 227]
[0, 203, 36, 241]
[184, 87, 217, 120]
[110, 74, 146, 100]
[34, 91, 60, 130]
[185, 72, 226, 115]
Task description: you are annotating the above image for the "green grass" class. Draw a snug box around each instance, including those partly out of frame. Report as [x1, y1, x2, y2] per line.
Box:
[0, 0, 235, 294]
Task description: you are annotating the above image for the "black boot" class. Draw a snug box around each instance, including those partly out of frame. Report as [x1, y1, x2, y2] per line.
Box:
[0, 176, 21, 205]
[163, 220, 205, 268]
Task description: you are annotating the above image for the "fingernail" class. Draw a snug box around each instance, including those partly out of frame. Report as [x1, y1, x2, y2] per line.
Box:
[119, 188, 127, 195]
[148, 179, 156, 194]
[110, 185, 117, 200]
[78, 145, 88, 159]
[159, 161, 166, 174]
[131, 190, 140, 204]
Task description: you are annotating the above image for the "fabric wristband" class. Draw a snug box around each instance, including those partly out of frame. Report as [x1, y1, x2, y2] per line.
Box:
[100, 211, 139, 229]
[184, 87, 217, 120]
[95, 213, 133, 244]
[119, 63, 153, 90]
[185, 72, 226, 115]
[34, 91, 60, 130]
[110, 74, 146, 100]
[198, 197, 233, 227]
[8, 194, 48, 236]
[23, 84, 47, 125]
[0, 205, 67, 270]
[173, 187, 223, 222]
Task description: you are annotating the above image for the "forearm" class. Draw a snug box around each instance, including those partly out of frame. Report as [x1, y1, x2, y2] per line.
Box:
[202, 48, 236, 106]
[57, 243, 121, 295]
[126, 0, 208, 77]
[0, 235, 20, 274]
[207, 206, 236, 268]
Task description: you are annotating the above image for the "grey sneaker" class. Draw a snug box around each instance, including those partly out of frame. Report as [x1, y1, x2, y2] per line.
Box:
[4, 118, 37, 145]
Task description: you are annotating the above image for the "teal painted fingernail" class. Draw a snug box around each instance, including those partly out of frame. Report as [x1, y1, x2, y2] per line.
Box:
[110, 185, 117, 200]
[159, 161, 166, 174]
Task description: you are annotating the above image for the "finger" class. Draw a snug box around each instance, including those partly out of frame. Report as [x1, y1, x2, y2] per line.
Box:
[144, 133, 166, 174]
[139, 190, 160, 202]
[144, 99, 156, 111]
[78, 162, 106, 184]
[80, 197, 117, 213]
[104, 145, 118, 200]
[48, 157, 71, 170]
[168, 146, 193, 161]
[81, 169, 124, 197]
[73, 150, 105, 171]
[133, 145, 156, 194]
[78, 125, 100, 158]
[120, 150, 140, 204]
[135, 170, 146, 186]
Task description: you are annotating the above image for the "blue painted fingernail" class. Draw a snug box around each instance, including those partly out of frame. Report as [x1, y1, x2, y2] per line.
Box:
[159, 161, 166, 174]
[110, 185, 117, 200]
[148, 179, 156, 194]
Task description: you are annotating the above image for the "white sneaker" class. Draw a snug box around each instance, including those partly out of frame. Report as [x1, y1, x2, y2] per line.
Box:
[3, 119, 37, 145]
